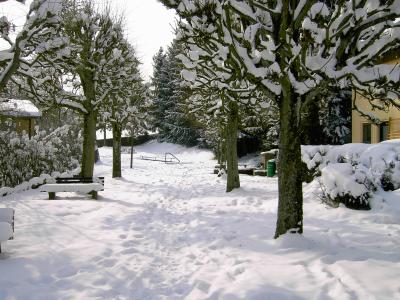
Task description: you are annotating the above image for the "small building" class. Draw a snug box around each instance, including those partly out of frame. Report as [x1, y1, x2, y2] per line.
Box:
[352, 48, 400, 143]
[0, 98, 42, 138]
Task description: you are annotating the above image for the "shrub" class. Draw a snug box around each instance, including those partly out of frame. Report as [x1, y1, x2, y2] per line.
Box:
[0, 125, 81, 188]
[320, 163, 372, 210]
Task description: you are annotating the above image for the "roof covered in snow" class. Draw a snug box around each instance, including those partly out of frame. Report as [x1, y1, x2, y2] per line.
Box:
[0, 98, 42, 118]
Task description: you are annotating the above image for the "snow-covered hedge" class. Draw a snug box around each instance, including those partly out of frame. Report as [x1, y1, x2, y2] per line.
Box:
[302, 141, 400, 209]
[0, 125, 81, 192]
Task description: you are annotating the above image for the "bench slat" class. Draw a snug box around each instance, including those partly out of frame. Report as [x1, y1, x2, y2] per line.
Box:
[56, 177, 104, 184]
[41, 183, 103, 193]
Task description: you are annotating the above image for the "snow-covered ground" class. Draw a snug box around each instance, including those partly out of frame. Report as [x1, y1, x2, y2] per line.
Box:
[1, 141, 400, 300]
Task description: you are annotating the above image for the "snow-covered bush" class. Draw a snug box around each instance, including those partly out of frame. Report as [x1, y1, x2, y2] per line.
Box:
[302, 141, 400, 209]
[0, 124, 81, 189]
[378, 159, 400, 192]
[320, 163, 373, 210]
[301, 145, 330, 182]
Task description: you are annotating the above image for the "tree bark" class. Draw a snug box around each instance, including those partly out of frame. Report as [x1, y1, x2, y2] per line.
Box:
[225, 101, 240, 192]
[275, 84, 303, 238]
[112, 123, 122, 178]
[218, 126, 226, 168]
[103, 125, 107, 147]
[81, 109, 97, 178]
[130, 130, 135, 169]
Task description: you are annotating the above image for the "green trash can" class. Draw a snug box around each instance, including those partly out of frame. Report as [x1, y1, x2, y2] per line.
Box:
[267, 159, 276, 177]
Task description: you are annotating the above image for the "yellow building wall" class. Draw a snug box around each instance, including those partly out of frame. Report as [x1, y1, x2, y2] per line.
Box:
[0, 117, 36, 137]
[16, 118, 35, 137]
[352, 56, 400, 143]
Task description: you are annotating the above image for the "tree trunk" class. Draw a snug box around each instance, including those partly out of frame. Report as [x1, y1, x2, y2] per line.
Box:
[130, 131, 134, 169]
[225, 101, 240, 192]
[103, 125, 107, 147]
[112, 123, 122, 178]
[218, 126, 226, 169]
[275, 85, 303, 238]
[81, 109, 97, 178]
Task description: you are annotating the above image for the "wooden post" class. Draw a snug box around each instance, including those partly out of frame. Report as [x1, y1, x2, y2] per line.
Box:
[130, 132, 134, 169]
[28, 118, 32, 139]
[103, 125, 107, 147]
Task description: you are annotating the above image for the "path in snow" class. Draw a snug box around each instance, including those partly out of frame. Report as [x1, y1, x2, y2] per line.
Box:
[1, 141, 400, 300]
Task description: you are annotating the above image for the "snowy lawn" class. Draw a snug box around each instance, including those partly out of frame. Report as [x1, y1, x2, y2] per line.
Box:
[1, 141, 400, 300]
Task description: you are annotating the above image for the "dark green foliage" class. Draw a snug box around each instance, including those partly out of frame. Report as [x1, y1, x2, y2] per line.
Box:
[150, 42, 201, 146]
[380, 161, 399, 191]
[323, 192, 372, 210]
[320, 88, 352, 145]
[150, 47, 169, 133]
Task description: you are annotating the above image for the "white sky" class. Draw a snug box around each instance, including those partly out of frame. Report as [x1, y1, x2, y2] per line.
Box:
[109, 0, 177, 81]
[0, 0, 177, 81]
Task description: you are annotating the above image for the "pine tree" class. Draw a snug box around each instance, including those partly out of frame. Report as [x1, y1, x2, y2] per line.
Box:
[163, 39, 201, 146]
[320, 88, 352, 145]
[151, 42, 201, 146]
[150, 47, 169, 136]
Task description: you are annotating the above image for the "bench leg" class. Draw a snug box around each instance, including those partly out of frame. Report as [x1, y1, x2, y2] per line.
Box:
[91, 191, 97, 200]
[48, 192, 55, 200]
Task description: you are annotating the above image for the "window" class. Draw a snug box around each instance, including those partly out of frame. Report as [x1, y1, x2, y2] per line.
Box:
[380, 122, 389, 142]
[362, 123, 371, 144]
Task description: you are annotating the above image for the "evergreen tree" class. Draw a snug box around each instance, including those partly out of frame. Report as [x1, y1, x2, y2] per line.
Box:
[163, 39, 200, 146]
[150, 47, 169, 135]
[320, 88, 352, 145]
[151, 42, 201, 146]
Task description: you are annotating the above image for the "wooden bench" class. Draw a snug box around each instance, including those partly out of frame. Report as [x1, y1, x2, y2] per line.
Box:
[40, 177, 104, 200]
[0, 208, 14, 253]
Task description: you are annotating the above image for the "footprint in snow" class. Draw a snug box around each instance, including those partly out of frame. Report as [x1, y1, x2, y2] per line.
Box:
[223, 234, 237, 241]
[120, 247, 139, 255]
[233, 266, 245, 276]
[131, 226, 143, 231]
[122, 240, 136, 248]
[92, 277, 107, 286]
[99, 258, 117, 268]
[56, 267, 78, 278]
[103, 248, 113, 257]
[196, 280, 211, 293]
[186, 253, 196, 260]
